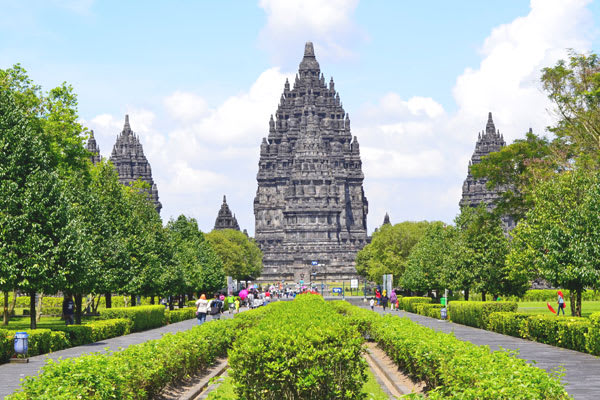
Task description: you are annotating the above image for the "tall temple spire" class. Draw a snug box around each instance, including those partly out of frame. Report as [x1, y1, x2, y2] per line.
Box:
[383, 213, 391, 226]
[214, 195, 240, 231]
[254, 41, 368, 283]
[486, 111, 495, 136]
[86, 130, 102, 165]
[110, 115, 162, 214]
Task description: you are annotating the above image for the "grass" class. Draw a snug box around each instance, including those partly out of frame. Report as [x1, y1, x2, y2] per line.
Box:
[517, 300, 600, 317]
[205, 365, 403, 399]
[3, 316, 98, 330]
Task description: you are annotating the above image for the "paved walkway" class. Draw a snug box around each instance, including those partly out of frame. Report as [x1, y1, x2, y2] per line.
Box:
[0, 312, 239, 399]
[347, 299, 600, 400]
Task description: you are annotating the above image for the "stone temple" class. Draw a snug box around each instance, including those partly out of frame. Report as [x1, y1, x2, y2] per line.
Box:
[109, 115, 162, 213]
[254, 42, 369, 283]
[86, 130, 102, 165]
[214, 195, 240, 231]
[460, 112, 515, 230]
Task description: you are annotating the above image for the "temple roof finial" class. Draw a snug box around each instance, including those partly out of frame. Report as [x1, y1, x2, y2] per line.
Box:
[124, 114, 131, 133]
[486, 112, 495, 136]
[304, 41, 315, 57]
[223, 195, 227, 203]
[299, 41, 320, 72]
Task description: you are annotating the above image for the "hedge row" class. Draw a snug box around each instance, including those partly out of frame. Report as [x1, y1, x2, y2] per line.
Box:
[399, 296, 431, 313]
[331, 301, 569, 399]
[511, 289, 600, 302]
[229, 294, 367, 399]
[415, 303, 444, 319]
[166, 308, 196, 324]
[488, 312, 600, 355]
[7, 318, 239, 400]
[448, 301, 518, 329]
[98, 305, 166, 332]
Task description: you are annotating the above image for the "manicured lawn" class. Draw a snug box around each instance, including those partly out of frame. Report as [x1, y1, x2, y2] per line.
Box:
[206, 365, 396, 400]
[517, 301, 600, 317]
[3, 316, 98, 330]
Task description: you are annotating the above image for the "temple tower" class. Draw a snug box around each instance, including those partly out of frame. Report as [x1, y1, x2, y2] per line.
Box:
[109, 115, 162, 213]
[460, 112, 514, 230]
[86, 130, 102, 165]
[254, 42, 369, 283]
[214, 195, 240, 231]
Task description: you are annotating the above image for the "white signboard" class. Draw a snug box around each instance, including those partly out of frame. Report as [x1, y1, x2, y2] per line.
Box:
[350, 279, 359, 289]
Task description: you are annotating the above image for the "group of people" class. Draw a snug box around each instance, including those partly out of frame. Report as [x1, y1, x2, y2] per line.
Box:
[194, 293, 241, 325]
[369, 289, 399, 312]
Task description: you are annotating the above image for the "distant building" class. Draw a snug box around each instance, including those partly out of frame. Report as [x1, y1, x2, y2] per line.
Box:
[214, 195, 240, 231]
[86, 130, 102, 165]
[254, 42, 369, 283]
[109, 115, 162, 214]
[382, 213, 391, 226]
[460, 112, 515, 231]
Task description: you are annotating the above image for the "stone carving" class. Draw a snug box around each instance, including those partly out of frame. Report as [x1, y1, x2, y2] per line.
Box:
[86, 130, 102, 165]
[254, 42, 369, 283]
[214, 195, 240, 231]
[459, 112, 515, 230]
[109, 115, 162, 214]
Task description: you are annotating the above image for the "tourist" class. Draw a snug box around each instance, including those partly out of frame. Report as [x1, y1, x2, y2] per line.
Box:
[375, 289, 381, 306]
[390, 291, 397, 311]
[209, 293, 223, 320]
[381, 290, 389, 312]
[557, 290, 565, 316]
[234, 298, 240, 314]
[195, 294, 209, 325]
[62, 295, 75, 326]
[369, 298, 375, 311]
[227, 294, 235, 314]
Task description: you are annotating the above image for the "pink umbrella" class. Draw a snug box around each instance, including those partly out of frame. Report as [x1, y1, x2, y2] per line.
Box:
[239, 289, 248, 300]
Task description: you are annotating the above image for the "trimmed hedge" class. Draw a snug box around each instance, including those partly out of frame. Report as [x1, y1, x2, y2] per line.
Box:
[8, 318, 238, 399]
[521, 315, 591, 353]
[487, 312, 530, 337]
[415, 303, 444, 319]
[98, 305, 166, 332]
[5, 330, 70, 357]
[166, 308, 196, 324]
[400, 296, 431, 313]
[448, 301, 517, 329]
[330, 301, 569, 399]
[0, 329, 13, 363]
[586, 312, 600, 355]
[229, 294, 367, 400]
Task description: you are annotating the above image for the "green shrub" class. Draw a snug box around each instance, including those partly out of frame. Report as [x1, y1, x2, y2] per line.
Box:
[8, 317, 238, 399]
[41, 307, 62, 315]
[400, 297, 432, 313]
[166, 308, 196, 324]
[586, 312, 600, 355]
[515, 289, 600, 302]
[522, 315, 591, 352]
[487, 312, 530, 337]
[5, 329, 69, 357]
[415, 303, 443, 318]
[334, 303, 569, 399]
[98, 305, 166, 332]
[448, 301, 517, 329]
[0, 329, 13, 363]
[54, 318, 131, 346]
[229, 295, 367, 399]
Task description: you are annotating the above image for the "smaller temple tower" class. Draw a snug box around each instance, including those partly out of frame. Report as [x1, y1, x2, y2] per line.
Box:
[382, 213, 391, 226]
[214, 195, 240, 231]
[86, 130, 102, 165]
[109, 115, 162, 213]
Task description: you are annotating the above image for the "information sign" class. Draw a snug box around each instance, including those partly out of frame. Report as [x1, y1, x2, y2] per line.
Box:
[350, 279, 358, 289]
[332, 287, 342, 294]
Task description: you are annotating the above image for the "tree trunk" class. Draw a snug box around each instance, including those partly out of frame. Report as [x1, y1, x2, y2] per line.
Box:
[464, 288, 470, 301]
[36, 292, 43, 323]
[482, 291, 487, 302]
[168, 296, 174, 311]
[9, 290, 16, 318]
[569, 291, 576, 316]
[178, 295, 184, 309]
[3, 292, 8, 326]
[576, 288, 582, 317]
[105, 293, 112, 309]
[93, 295, 102, 313]
[74, 294, 82, 324]
[150, 296, 155, 305]
[130, 295, 136, 307]
[30, 292, 37, 330]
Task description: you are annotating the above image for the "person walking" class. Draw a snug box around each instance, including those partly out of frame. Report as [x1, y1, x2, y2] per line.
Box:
[227, 294, 235, 314]
[234, 298, 240, 314]
[389, 291, 397, 311]
[195, 294, 209, 325]
[382, 290, 389, 312]
[62, 295, 75, 326]
[208, 293, 223, 320]
[557, 290, 565, 316]
[369, 298, 375, 311]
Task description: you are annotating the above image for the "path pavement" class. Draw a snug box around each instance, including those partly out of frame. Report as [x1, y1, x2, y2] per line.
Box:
[0, 311, 239, 399]
[347, 298, 600, 400]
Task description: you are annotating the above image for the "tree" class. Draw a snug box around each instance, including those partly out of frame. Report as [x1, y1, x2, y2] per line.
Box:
[205, 229, 263, 282]
[402, 222, 455, 297]
[355, 221, 430, 285]
[507, 169, 600, 316]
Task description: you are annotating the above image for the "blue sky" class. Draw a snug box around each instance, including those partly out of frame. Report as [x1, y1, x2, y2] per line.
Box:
[1, 0, 598, 234]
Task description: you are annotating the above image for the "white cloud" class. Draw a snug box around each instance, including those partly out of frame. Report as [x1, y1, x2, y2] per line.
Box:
[258, 0, 365, 66]
[164, 91, 209, 122]
[362, 147, 445, 179]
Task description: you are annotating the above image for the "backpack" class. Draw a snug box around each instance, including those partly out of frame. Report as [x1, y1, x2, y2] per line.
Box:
[210, 300, 222, 315]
